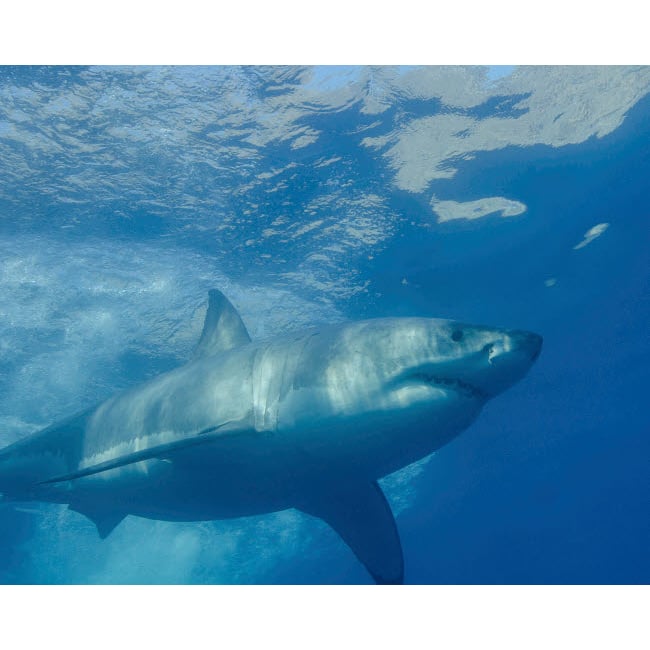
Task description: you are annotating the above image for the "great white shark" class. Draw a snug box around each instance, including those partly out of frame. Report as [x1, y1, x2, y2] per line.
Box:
[0, 290, 542, 583]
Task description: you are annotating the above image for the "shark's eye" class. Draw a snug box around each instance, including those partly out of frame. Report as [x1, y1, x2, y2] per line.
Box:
[451, 329, 463, 342]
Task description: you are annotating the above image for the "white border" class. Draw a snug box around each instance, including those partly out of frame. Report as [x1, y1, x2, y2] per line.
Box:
[1, 1, 648, 64]
[0, 7, 647, 648]
[1, 585, 648, 649]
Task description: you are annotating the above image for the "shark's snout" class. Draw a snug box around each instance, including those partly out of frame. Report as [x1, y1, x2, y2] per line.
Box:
[460, 327, 542, 398]
[510, 330, 543, 362]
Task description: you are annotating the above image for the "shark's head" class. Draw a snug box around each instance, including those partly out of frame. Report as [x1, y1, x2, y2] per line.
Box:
[362, 317, 542, 403]
[306, 318, 542, 432]
[381, 318, 543, 402]
[283, 316, 542, 472]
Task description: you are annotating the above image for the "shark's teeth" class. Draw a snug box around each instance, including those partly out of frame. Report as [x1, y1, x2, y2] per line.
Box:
[406, 373, 487, 400]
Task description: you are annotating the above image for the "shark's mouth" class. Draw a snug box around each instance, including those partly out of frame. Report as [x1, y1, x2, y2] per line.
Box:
[407, 372, 488, 400]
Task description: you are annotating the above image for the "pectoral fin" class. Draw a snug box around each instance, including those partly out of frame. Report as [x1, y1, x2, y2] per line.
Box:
[39, 420, 242, 485]
[298, 480, 404, 585]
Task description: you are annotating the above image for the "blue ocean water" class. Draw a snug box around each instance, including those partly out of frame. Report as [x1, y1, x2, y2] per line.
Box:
[0, 65, 648, 584]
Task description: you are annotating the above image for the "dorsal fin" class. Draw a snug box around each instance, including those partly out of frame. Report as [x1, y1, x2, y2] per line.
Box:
[193, 289, 251, 359]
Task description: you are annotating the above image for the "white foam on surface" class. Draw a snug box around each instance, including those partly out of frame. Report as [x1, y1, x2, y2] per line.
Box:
[431, 196, 527, 223]
[573, 222, 610, 250]
[367, 67, 650, 193]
